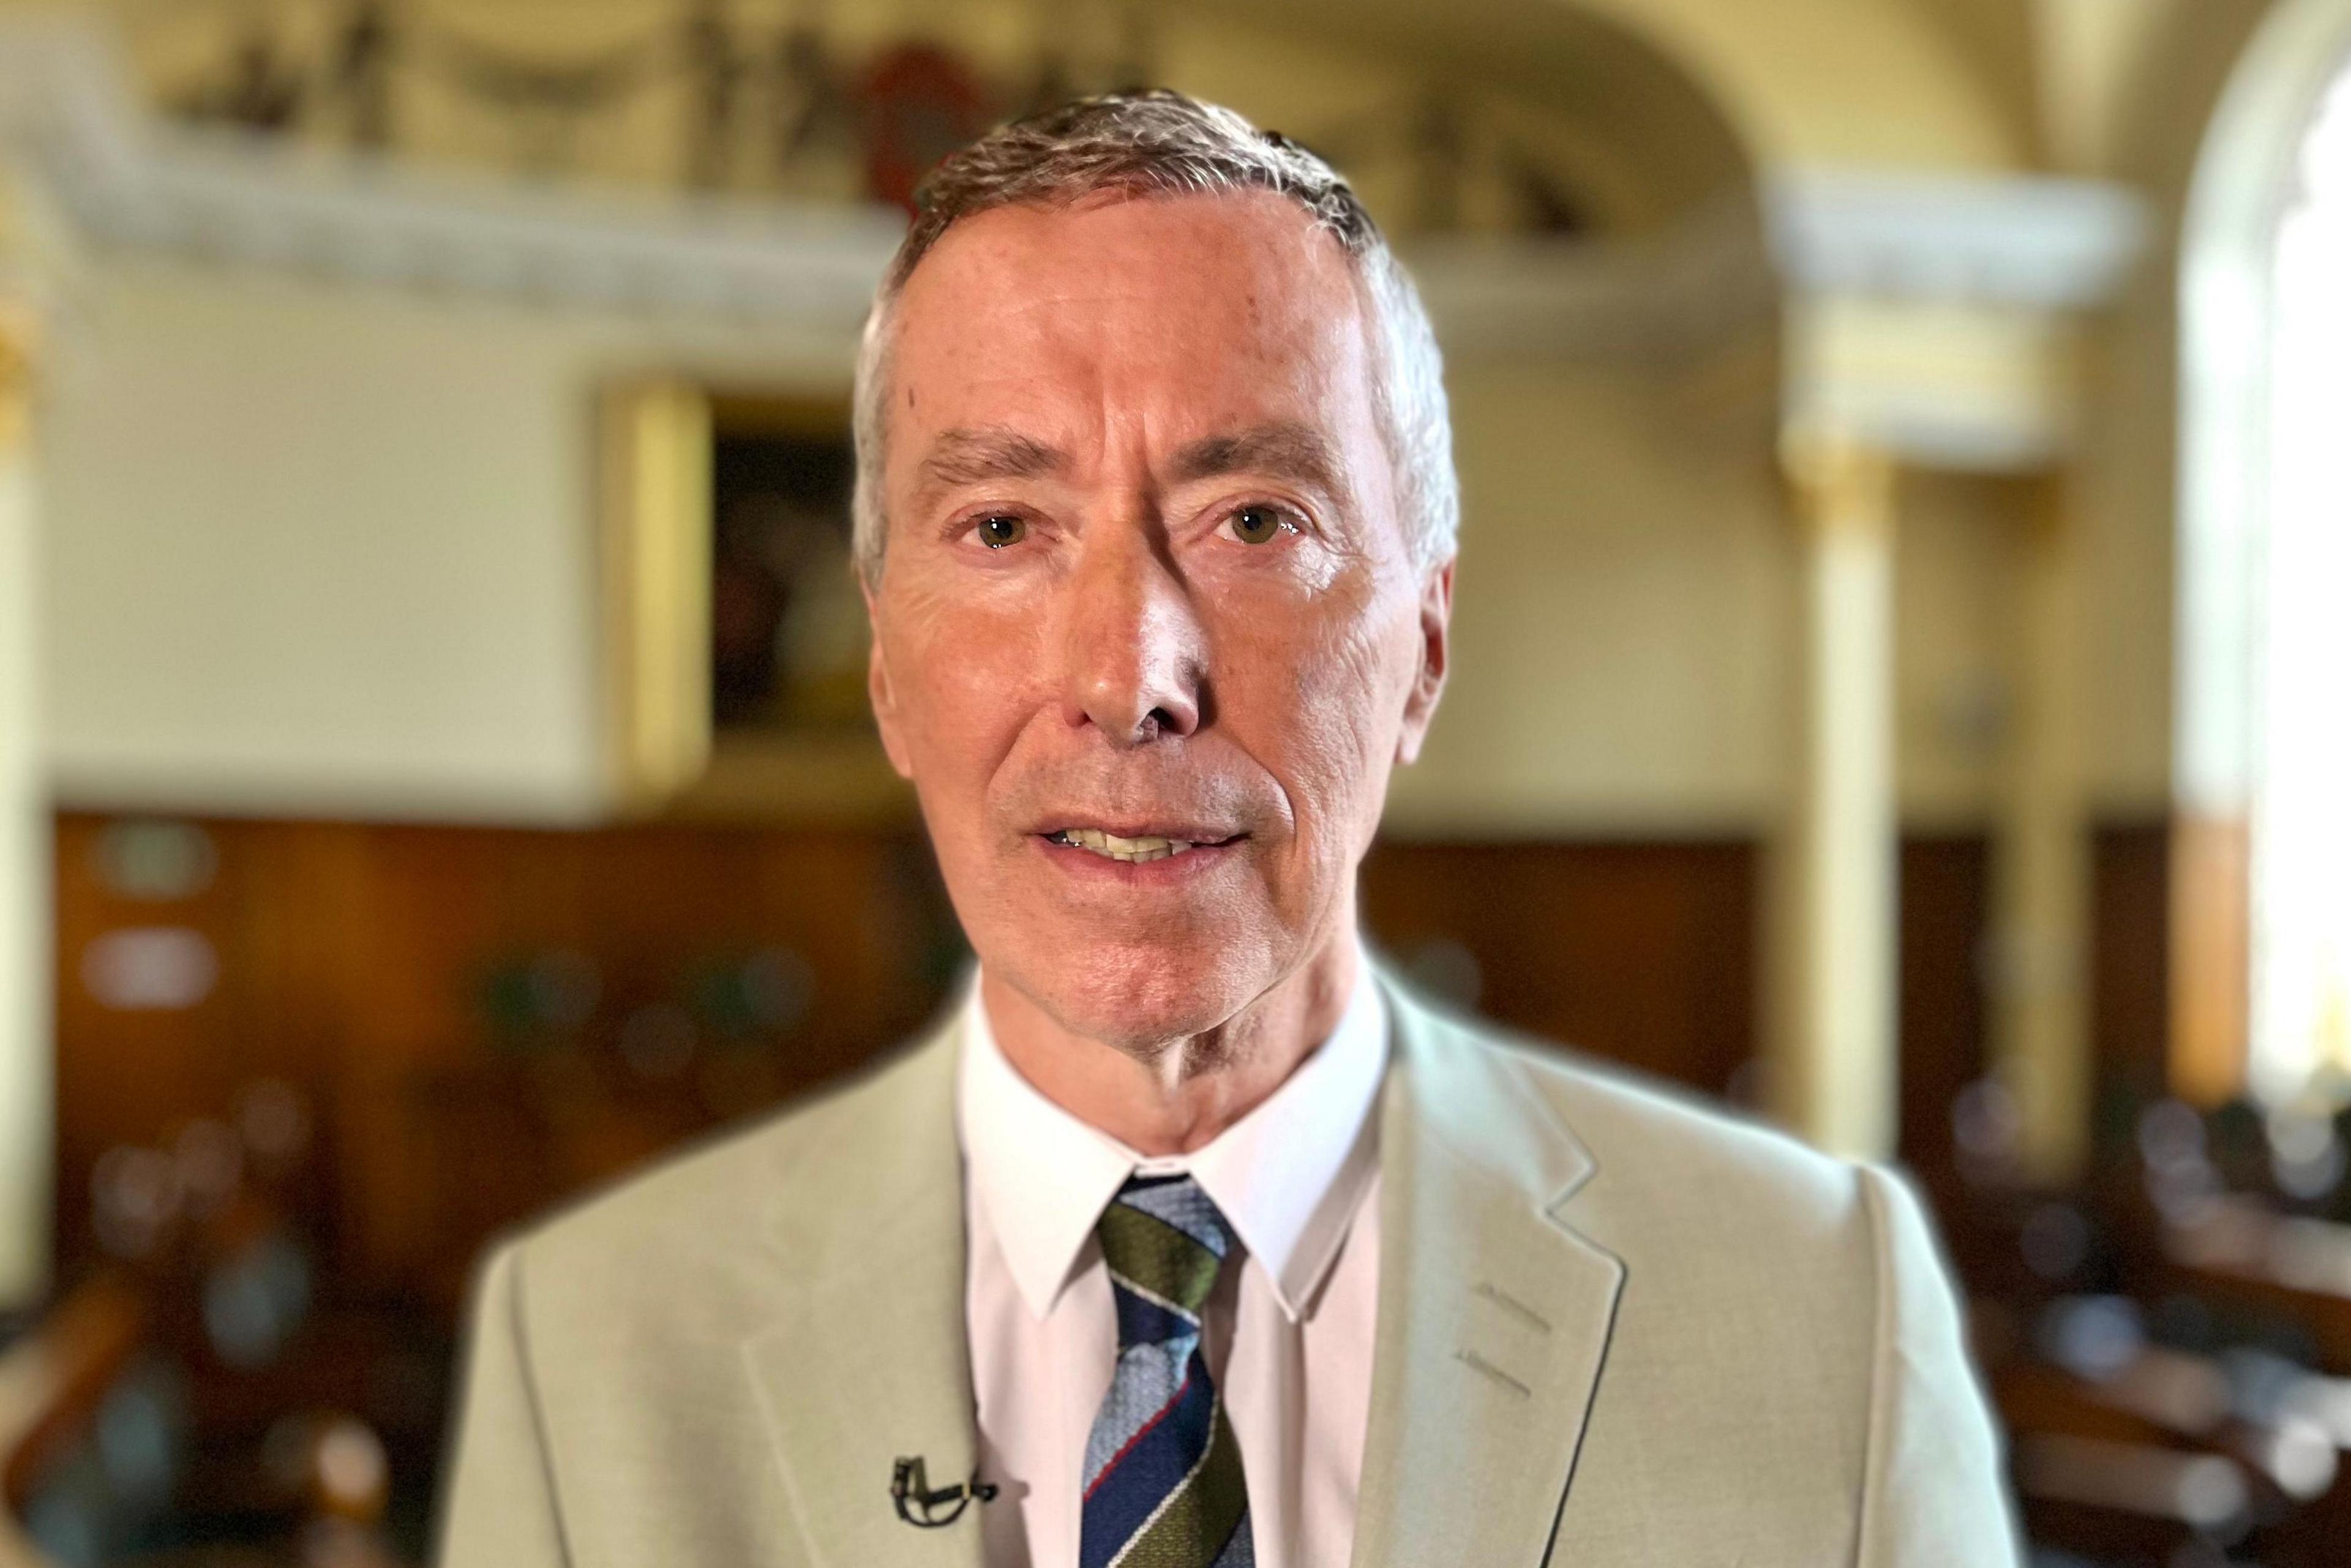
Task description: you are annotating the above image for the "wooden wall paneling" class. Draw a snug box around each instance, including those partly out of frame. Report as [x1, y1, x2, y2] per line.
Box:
[324, 821, 964, 1308]
[1892, 824, 2175, 1192]
[2091, 820, 2172, 1173]
[54, 814, 2169, 1319]
[1356, 839, 1758, 1098]
[53, 813, 971, 1312]
[1897, 835, 1992, 1194]
[52, 816, 339, 1272]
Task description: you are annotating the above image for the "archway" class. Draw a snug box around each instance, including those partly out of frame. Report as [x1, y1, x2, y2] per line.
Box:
[2177, 0, 2351, 1106]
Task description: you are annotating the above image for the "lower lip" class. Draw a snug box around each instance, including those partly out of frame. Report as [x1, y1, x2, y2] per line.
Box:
[1032, 835, 1243, 883]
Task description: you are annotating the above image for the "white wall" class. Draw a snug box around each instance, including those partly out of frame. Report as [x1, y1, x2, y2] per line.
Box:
[1390, 361, 2033, 838]
[1390, 361, 1796, 834]
[41, 252, 853, 822]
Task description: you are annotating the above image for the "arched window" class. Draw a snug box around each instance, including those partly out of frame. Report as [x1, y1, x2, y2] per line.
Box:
[2251, 62, 2351, 1101]
[2181, 7, 2351, 1106]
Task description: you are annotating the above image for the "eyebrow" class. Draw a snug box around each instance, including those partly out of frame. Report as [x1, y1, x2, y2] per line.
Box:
[911, 419, 1352, 503]
[1169, 422, 1350, 503]
[916, 427, 1067, 493]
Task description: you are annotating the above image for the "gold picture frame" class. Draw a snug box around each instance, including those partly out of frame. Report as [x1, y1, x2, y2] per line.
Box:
[598, 378, 911, 825]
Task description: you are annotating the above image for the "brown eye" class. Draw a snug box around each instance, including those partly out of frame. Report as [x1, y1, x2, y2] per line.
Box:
[1230, 505, 1288, 545]
[977, 515, 1026, 549]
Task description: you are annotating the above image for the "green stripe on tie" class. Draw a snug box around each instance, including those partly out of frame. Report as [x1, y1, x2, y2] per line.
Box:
[1112, 1400, 1248, 1568]
[1098, 1203, 1223, 1316]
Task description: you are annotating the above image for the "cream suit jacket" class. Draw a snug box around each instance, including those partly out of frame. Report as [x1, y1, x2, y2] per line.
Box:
[437, 975, 2020, 1567]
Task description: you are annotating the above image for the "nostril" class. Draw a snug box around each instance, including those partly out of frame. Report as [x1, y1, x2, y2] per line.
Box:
[1146, 706, 1178, 735]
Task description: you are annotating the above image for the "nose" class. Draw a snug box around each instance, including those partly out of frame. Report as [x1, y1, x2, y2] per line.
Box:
[1056, 521, 1205, 746]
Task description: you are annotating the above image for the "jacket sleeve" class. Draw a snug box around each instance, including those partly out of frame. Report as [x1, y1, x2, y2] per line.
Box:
[435, 1240, 571, 1568]
[1853, 1164, 2022, 1568]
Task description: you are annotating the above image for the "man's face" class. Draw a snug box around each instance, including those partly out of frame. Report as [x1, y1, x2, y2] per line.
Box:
[865, 191, 1450, 1050]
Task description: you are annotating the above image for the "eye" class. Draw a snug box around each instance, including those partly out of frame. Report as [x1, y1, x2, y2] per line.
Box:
[1224, 504, 1295, 546]
[975, 514, 1027, 549]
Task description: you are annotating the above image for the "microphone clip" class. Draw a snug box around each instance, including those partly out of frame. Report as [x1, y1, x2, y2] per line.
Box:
[890, 1455, 999, 1528]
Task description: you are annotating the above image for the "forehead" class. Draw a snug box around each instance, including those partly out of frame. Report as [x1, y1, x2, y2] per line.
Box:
[883, 190, 1377, 454]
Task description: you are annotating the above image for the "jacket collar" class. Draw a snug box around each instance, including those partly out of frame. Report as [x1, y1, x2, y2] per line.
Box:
[739, 967, 1625, 1568]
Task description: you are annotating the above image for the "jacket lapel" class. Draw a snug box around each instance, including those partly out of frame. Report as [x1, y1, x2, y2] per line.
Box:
[1350, 981, 1627, 1568]
[741, 1019, 988, 1568]
[732, 977, 1624, 1567]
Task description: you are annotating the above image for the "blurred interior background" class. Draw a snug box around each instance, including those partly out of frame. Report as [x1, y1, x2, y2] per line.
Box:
[0, 0, 2344, 1562]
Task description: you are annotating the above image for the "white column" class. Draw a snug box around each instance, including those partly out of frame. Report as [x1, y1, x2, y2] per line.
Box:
[1772, 432, 1899, 1160]
[1995, 484, 2093, 1180]
[0, 317, 48, 1305]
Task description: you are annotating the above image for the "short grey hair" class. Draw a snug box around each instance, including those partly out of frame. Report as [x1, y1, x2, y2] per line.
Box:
[850, 89, 1457, 583]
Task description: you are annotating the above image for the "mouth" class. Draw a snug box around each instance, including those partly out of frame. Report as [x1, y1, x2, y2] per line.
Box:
[1039, 826, 1245, 865]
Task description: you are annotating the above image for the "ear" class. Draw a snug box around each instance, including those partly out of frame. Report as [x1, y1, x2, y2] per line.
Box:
[1395, 558, 1453, 767]
[861, 578, 917, 781]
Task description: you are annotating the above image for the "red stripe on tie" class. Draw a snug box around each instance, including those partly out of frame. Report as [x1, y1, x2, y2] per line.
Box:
[1082, 1368, 1194, 1501]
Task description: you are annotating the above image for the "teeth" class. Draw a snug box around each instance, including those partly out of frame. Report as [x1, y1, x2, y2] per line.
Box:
[1052, 828, 1198, 863]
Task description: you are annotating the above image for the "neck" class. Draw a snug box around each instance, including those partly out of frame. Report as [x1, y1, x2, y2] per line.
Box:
[982, 925, 1360, 1158]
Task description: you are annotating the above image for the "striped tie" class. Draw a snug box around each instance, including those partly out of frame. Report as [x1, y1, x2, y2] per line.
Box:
[1079, 1174, 1254, 1568]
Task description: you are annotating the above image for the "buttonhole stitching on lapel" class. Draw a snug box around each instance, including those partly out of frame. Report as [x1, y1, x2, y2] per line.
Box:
[1453, 1348, 1533, 1399]
[1472, 1280, 1551, 1334]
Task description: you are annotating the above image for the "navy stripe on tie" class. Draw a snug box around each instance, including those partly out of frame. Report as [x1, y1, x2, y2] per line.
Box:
[1079, 1343, 1219, 1567]
[1113, 1281, 1195, 1346]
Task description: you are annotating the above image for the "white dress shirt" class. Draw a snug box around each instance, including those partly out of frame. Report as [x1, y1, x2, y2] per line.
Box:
[955, 961, 1387, 1568]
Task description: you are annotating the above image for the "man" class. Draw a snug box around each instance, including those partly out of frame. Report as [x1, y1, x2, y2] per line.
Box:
[438, 92, 2015, 1568]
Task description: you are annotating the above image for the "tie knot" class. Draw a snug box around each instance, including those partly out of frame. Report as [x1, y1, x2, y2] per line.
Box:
[1096, 1174, 1235, 1344]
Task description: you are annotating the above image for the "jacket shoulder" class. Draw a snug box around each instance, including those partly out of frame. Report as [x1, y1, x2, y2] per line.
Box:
[495, 1017, 960, 1292]
[1521, 1036, 1861, 1220]
[1411, 998, 1881, 1270]
[443, 1027, 961, 1568]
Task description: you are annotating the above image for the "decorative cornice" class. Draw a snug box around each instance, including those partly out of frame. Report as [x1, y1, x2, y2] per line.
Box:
[1406, 187, 1779, 366]
[0, 18, 2148, 367]
[0, 15, 1778, 364]
[1766, 168, 2149, 311]
[0, 17, 902, 331]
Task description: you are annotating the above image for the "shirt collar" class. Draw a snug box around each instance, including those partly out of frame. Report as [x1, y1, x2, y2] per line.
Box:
[955, 948, 1387, 1324]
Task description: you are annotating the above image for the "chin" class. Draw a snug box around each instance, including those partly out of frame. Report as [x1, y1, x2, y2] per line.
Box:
[1000, 928, 1275, 1056]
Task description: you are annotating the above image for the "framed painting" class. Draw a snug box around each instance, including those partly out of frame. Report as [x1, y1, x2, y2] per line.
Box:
[599, 380, 909, 822]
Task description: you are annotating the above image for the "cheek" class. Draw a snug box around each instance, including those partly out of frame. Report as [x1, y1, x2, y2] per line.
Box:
[1231, 588, 1415, 855]
[883, 589, 1043, 795]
